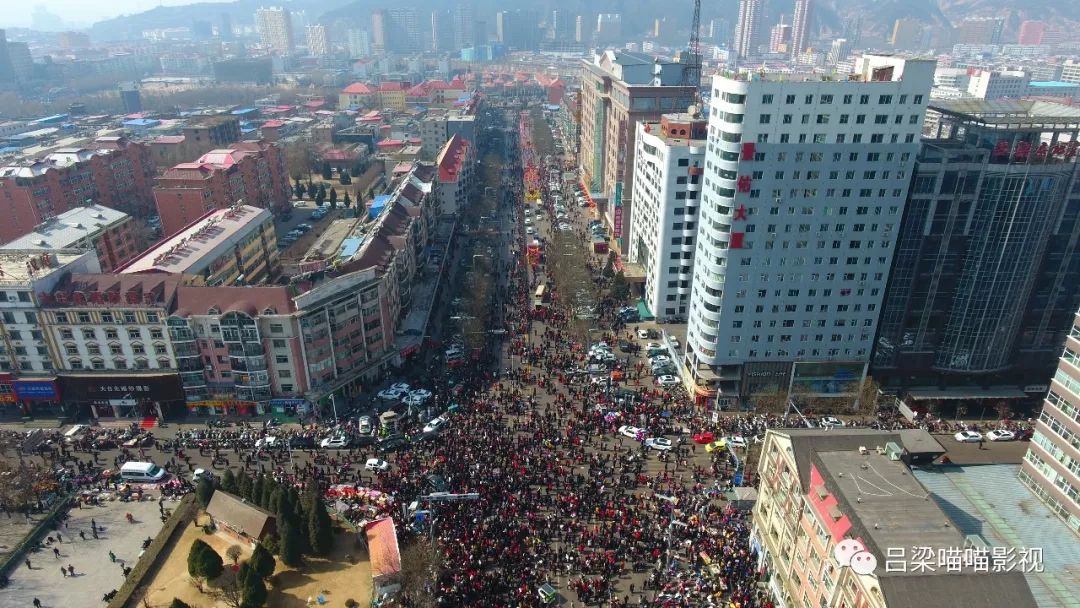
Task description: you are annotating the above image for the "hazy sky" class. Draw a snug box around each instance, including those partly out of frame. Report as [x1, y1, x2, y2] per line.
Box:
[3, 1, 233, 29]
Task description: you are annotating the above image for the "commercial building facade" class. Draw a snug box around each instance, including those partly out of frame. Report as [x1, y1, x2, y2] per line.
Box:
[0, 249, 101, 419]
[578, 51, 697, 253]
[873, 100, 1080, 396]
[685, 55, 934, 406]
[0, 204, 139, 272]
[0, 137, 155, 242]
[628, 113, 706, 322]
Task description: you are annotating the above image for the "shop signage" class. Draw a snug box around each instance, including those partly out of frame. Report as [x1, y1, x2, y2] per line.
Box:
[60, 374, 183, 402]
[0, 393, 16, 402]
[1022, 385, 1048, 393]
[188, 399, 259, 409]
[13, 380, 58, 400]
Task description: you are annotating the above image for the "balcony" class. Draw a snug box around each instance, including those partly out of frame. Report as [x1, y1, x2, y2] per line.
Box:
[230, 355, 268, 373]
[227, 343, 264, 357]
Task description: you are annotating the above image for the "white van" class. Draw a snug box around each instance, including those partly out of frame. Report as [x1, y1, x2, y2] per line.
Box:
[120, 461, 168, 483]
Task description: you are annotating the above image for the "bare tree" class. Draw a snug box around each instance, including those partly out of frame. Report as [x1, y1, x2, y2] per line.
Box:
[398, 539, 444, 607]
[750, 391, 789, 414]
[0, 461, 59, 511]
[211, 568, 243, 608]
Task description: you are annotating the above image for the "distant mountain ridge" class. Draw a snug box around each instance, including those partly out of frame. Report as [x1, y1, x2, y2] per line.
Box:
[84, 0, 1080, 44]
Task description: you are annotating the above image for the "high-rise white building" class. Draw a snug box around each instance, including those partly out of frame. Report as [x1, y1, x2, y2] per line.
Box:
[306, 24, 329, 56]
[628, 113, 707, 322]
[347, 29, 370, 58]
[255, 6, 294, 54]
[790, 0, 812, 59]
[826, 38, 850, 64]
[734, 0, 763, 59]
[685, 54, 935, 407]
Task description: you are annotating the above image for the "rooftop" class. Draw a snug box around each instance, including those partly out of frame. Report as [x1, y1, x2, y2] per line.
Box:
[913, 465, 1080, 608]
[436, 134, 469, 182]
[1, 205, 129, 250]
[120, 205, 271, 275]
[930, 99, 1080, 127]
[0, 249, 89, 284]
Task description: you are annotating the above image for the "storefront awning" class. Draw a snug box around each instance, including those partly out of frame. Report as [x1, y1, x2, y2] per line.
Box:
[905, 387, 1029, 400]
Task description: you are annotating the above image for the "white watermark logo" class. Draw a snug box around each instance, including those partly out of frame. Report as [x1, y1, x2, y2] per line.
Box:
[884, 546, 1044, 573]
[833, 538, 877, 575]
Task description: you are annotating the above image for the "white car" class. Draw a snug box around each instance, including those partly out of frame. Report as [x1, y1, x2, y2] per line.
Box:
[358, 417, 373, 434]
[618, 425, 645, 439]
[526, 227, 535, 235]
[820, 416, 844, 428]
[656, 375, 679, 386]
[320, 436, 349, 449]
[408, 388, 433, 401]
[954, 430, 983, 443]
[524, 218, 532, 226]
[378, 388, 407, 401]
[445, 347, 464, 360]
[644, 437, 674, 451]
[390, 382, 411, 393]
[254, 436, 278, 448]
[650, 355, 672, 365]
[645, 342, 663, 351]
[987, 429, 1015, 442]
[365, 458, 390, 472]
[636, 329, 650, 340]
[192, 468, 214, 482]
[423, 416, 449, 434]
[725, 436, 748, 449]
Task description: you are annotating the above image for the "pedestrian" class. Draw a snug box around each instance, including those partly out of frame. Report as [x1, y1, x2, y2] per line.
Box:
[108, 550, 115, 563]
[78, 530, 85, 541]
[60, 566, 67, 577]
[978, 438, 986, 450]
[52, 547, 60, 559]
[91, 527, 98, 539]
[33, 598, 41, 608]
[67, 564, 75, 577]
[56, 532, 62, 543]
[25, 558, 31, 570]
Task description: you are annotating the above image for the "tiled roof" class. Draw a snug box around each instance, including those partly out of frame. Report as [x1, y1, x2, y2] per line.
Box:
[342, 82, 374, 95]
[176, 285, 295, 317]
[437, 134, 469, 182]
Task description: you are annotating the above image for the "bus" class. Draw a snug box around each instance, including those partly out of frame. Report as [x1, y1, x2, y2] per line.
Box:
[533, 284, 547, 310]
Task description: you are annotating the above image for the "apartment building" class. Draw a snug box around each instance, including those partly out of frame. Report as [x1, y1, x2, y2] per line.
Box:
[628, 113, 706, 322]
[306, 24, 329, 56]
[873, 100, 1080, 396]
[255, 6, 294, 54]
[1020, 309, 1080, 535]
[148, 115, 242, 168]
[685, 55, 934, 407]
[752, 428, 1035, 608]
[734, 0, 764, 59]
[434, 134, 474, 216]
[419, 94, 479, 160]
[578, 51, 697, 253]
[0, 137, 155, 242]
[153, 140, 290, 237]
[339, 82, 375, 109]
[0, 204, 139, 272]
[121, 205, 279, 287]
[0, 249, 100, 419]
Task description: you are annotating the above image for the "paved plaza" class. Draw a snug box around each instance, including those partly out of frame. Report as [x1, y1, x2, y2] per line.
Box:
[4, 499, 165, 608]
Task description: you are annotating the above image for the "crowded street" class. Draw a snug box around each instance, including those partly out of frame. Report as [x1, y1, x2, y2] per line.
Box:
[0, 106, 1033, 608]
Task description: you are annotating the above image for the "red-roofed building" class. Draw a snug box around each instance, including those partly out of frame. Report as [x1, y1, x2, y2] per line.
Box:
[260, 120, 285, 142]
[546, 78, 567, 104]
[434, 134, 474, 215]
[153, 140, 290, 237]
[377, 81, 410, 110]
[339, 82, 375, 109]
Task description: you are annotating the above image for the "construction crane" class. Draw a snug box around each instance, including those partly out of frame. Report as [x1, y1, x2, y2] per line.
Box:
[682, 0, 703, 91]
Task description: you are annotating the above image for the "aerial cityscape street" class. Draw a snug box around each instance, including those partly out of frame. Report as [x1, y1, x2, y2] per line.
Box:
[0, 2, 1078, 608]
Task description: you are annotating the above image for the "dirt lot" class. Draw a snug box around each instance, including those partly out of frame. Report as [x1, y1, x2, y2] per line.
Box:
[142, 516, 371, 608]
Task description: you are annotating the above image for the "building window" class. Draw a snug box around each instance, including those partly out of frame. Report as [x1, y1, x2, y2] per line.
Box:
[78, 312, 91, 323]
[128, 329, 141, 340]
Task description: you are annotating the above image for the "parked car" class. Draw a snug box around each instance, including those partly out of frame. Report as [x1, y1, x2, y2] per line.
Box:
[656, 375, 679, 386]
[705, 440, 727, 453]
[365, 458, 390, 472]
[820, 416, 845, 428]
[954, 430, 983, 443]
[644, 437, 674, 451]
[618, 425, 645, 439]
[358, 416, 373, 434]
[320, 435, 349, 449]
[378, 387, 408, 401]
[987, 429, 1015, 442]
[423, 416, 449, 434]
[378, 435, 408, 453]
